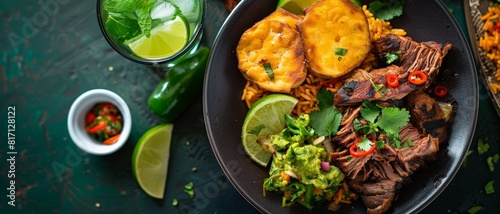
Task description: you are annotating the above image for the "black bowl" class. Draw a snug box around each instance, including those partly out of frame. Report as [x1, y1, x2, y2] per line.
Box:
[203, 0, 478, 213]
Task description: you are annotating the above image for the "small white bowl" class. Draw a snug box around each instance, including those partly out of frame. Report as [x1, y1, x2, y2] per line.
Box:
[67, 89, 132, 155]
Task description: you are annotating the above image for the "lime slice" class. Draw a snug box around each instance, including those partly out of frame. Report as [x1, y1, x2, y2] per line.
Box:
[276, 0, 319, 15]
[241, 94, 298, 167]
[127, 16, 188, 60]
[132, 124, 174, 199]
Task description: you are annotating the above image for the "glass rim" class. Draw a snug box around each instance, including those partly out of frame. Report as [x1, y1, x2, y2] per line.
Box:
[96, 0, 207, 65]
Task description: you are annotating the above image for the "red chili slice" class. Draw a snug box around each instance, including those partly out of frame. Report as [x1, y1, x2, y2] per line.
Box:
[349, 136, 376, 157]
[433, 85, 448, 97]
[408, 71, 427, 85]
[386, 74, 399, 87]
[86, 121, 107, 133]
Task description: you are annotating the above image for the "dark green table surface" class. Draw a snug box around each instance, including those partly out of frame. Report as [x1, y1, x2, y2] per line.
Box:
[1, 0, 498, 213]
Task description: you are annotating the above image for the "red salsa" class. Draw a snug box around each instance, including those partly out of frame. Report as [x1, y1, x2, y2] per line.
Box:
[85, 102, 123, 145]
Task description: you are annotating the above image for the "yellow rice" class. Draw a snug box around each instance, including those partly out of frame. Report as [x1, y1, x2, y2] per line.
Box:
[241, 6, 407, 115]
[479, 6, 500, 93]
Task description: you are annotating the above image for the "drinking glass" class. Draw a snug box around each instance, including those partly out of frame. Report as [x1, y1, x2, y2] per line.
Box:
[97, 0, 205, 67]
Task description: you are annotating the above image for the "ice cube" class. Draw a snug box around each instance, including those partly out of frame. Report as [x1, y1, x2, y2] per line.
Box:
[168, 0, 200, 23]
[150, 0, 176, 21]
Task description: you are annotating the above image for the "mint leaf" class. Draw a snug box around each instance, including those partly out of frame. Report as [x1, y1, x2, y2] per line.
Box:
[357, 136, 373, 151]
[104, 0, 142, 13]
[368, 0, 405, 21]
[105, 13, 142, 43]
[360, 101, 380, 123]
[376, 107, 410, 135]
[316, 87, 334, 110]
[136, 0, 157, 37]
[310, 106, 342, 137]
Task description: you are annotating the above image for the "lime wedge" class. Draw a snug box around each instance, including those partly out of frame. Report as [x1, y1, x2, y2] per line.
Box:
[132, 124, 174, 199]
[127, 15, 188, 60]
[241, 94, 298, 167]
[276, 0, 319, 15]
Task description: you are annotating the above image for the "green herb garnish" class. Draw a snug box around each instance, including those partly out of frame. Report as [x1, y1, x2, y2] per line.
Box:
[462, 150, 474, 167]
[486, 154, 499, 172]
[104, 0, 157, 38]
[385, 50, 401, 64]
[184, 182, 195, 198]
[334, 48, 348, 56]
[310, 88, 343, 138]
[249, 124, 265, 136]
[263, 62, 274, 80]
[369, 79, 384, 91]
[368, 0, 405, 21]
[357, 136, 374, 151]
[478, 139, 489, 154]
[358, 101, 411, 148]
[467, 206, 482, 214]
[485, 180, 495, 194]
[172, 198, 179, 206]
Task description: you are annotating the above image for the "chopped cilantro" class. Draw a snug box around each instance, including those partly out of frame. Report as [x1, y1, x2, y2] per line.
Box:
[380, 87, 390, 95]
[316, 87, 334, 109]
[477, 139, 489, 154]
[485, 180, 494, 194]
[184, 182, 195, 198]
[360, 101, 381, 124]
[357, 101, 410, 148]
[310, 88, 343, 138]
[376, 140, 385, 149]
[263, 62, 274, 80]
[462, 150, 474, 167]
[249, 124, 265, 136]
[385, 50, 401, 64]
[172, 198, 178, 206]
[357, 136, 373, 151]
[467, 206, 482, 214]
[334, 48, 348, 56]
[369, 79, 384, 91]
[486, 154, 499, 172]
[368, 0, 405, 21]
[377, 107, 410, 134]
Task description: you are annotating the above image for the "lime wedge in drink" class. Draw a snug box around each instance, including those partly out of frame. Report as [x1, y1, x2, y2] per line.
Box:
[241, 94, 298, 167]
[127, 15, 188, 60]
[132, 124, 174, 199]
[276, 0, 319, 15]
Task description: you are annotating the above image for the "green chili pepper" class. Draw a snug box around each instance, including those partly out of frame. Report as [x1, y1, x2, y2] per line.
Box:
[148, 47, 210, 123]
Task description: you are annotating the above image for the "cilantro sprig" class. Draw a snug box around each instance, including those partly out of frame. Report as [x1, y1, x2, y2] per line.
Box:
[310, 88, 343, 139]
[368, 0, 405, 21]
[356, 101, 411, 148]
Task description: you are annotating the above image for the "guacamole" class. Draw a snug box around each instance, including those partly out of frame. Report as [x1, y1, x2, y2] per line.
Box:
[263, 114, 345, 209]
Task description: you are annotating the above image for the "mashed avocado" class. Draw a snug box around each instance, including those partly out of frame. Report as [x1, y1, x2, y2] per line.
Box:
[263, 114, 344, 209]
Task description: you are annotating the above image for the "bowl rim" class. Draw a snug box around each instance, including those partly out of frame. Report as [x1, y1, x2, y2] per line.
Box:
[95, 0, 207, 65]
[67, 89, 132, 155]
[203, 0, 478, 213]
